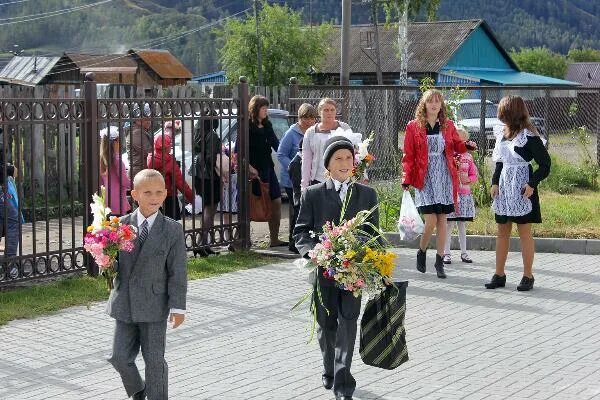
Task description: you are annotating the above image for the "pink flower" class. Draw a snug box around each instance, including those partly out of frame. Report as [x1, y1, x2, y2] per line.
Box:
[108, 231, 119, 242]
[322, 239, 332, 249]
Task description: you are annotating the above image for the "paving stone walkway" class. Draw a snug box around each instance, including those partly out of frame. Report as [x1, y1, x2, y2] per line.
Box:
[1, 249, 600, 400]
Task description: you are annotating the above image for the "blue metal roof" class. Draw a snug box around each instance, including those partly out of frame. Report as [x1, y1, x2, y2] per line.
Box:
[442, 69, 580, 86]
[192, 71, 226, 83]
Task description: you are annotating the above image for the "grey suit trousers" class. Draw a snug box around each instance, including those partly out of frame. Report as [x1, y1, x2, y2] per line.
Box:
[315, 281, 362, 397]
[108, 319, 168, 400]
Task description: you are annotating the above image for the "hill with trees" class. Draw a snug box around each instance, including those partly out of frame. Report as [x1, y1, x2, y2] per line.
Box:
[0, 0, 597, 75]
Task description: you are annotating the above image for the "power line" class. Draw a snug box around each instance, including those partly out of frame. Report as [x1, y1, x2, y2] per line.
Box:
[0, 0, 112, 26]
[0, 0, 36, 6]
[38, 7, 251, 78]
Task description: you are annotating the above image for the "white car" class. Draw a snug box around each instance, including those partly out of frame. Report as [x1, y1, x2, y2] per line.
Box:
[456, 99, 546, 151]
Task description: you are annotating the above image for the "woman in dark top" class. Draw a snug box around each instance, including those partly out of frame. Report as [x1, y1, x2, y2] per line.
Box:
[193, 109, 223, 257]
[485, 95, 551, 292]
[243, 95, 286, 247]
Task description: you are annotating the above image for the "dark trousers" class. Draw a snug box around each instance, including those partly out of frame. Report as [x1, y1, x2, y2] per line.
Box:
[108, 319, 168, 400]
[0, 192, 19, 257]
[162, 195, 181, 221]
[315, 279, 362, 397]
[284, 187, 299, 248]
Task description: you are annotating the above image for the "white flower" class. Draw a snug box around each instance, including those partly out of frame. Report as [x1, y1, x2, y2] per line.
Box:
[90, 186, 109, 232]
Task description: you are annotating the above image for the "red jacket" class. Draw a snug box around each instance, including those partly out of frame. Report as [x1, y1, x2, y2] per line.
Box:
[401, 119, 468, 207]
[147, 150, 194, 203]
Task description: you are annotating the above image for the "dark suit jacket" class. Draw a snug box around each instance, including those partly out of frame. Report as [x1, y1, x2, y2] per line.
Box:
[293, 179, 379, 286]
[288, 152, 302, 207]
[106, 211, 188, 323]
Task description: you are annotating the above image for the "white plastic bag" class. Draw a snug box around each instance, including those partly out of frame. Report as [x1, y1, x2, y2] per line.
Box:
[185, 194, 203, 215]
[397, 191, 424, 241]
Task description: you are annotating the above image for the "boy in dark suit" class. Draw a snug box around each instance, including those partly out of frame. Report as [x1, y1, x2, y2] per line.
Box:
[107, 169, 187, 400]
[293, 136, 379, 400]
[287, 138, 303, 254]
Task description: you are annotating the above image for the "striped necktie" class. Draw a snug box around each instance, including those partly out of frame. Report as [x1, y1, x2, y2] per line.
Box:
[138, 220, 149, 244]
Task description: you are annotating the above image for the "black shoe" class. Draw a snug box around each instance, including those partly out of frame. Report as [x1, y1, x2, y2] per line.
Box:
[204, 247, 220, 256]
[227, 244, 236, 252]
[485, 274, 506, 289]
[321, 375, 333, 390]
[434, 254, 447, 279]
[416, 248, 426, 273]
[132, 388, 145, 400]
[517, 275, 535, 291]
[194, 248, 209, 258]
[335, 396, 353, 400]
[289, 245, 300, 254]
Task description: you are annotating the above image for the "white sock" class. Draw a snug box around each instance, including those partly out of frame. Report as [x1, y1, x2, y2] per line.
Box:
[457, 221, 467, 254]
[444, 221, 454, 254]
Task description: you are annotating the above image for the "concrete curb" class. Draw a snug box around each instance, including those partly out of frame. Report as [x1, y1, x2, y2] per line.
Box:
[384, 233, 600, 255]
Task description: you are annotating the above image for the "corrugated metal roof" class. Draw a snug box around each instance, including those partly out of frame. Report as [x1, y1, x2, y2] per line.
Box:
[319, 20, 485, 74]
[448, 70, 579, 86]
[67, 53, 138, 71]
[0, 56, 61, 86]
[192, 71, 226, 83]
[565, 63, 600, 88]
[130, 49, 192, 79]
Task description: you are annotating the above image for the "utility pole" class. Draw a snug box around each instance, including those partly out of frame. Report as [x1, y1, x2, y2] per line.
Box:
[371, 2, 383, 84]
[397, 0, 410, 85]
[340, 0, 351, 86]
[254, 0, 263, 86]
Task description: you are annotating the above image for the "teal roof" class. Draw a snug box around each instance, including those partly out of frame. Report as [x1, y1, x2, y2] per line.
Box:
[443, 69, 579, 86]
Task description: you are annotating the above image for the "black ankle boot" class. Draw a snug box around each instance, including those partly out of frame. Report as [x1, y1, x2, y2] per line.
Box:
[485, 274, 506, 289]
[434, 254, 446, 278]
[517, 275, 535, 291]
[416, 248, 426, 273]
[194, 248, 209, 258]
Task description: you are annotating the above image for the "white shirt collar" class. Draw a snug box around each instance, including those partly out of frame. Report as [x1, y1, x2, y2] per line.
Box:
[332, 178, 350, 191]
[135, 208, 159, 229]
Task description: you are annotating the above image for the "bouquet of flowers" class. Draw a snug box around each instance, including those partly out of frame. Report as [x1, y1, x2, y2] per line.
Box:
[83, 186, 137, 291]
[300, 205, 396, 298]
[353, 131, 375, 182]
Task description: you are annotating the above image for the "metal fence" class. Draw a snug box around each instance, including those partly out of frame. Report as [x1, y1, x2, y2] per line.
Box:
[1, 79, 599, 286]
[0, 77, 251, 286]
[287, 84, 600, 181]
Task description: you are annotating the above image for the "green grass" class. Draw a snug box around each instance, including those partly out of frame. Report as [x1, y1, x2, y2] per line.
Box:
[0, 251, 277, 327]
[467, 189, 600, 239]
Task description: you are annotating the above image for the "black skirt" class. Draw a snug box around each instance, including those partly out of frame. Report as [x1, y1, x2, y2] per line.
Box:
[418, 203, 454, 215]
[495, 191, 542, 224]
[195, 177, 222, 207]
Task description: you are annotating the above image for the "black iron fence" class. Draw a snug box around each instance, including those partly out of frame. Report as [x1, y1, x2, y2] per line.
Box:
[1, 78, 599, 286]
[0, 77, 251, 286]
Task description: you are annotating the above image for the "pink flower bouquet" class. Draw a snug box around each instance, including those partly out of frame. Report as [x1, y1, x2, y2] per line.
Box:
[83, 186, 137, 291]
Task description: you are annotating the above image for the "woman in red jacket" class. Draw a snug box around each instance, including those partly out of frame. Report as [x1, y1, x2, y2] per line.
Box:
[147, 133, 194, 220]
[402, 89, 477, 278]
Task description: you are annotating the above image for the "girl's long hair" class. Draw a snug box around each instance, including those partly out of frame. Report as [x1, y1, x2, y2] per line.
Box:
[415, 89, 448, 129]
[497, 95, 538, 139]
[99, 137, 117, 175]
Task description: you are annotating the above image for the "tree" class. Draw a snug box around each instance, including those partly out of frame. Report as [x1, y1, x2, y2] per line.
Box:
[509, 47, 568, 79]
[217, 2, 332, 86]
[567, 47, 600, 63]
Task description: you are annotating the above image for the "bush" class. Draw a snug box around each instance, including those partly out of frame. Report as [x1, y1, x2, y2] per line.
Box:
[541, 155, 596, 194]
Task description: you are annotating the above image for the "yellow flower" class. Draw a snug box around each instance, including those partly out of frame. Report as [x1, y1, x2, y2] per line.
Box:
[86, 225, 93, 233]
[345, 250, 357, 259]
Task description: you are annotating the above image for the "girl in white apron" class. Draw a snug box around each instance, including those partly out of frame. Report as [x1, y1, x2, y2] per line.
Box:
[485, 96, 551, 292]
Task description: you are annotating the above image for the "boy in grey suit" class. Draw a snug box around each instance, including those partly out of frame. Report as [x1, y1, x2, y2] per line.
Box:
[107, 169, 187, 400]
[294, 136, 379, 400]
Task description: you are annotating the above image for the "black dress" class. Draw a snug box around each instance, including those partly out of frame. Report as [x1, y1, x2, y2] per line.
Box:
[492, 132, 551, 224]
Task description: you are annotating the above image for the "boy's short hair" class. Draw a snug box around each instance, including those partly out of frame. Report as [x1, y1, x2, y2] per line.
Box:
[133, 169, 165, 188]
[298, 103, 318, 119]
[457, 127, 470, 139]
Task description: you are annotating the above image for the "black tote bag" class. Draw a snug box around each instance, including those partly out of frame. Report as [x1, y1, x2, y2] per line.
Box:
[359, 281, 408, 370]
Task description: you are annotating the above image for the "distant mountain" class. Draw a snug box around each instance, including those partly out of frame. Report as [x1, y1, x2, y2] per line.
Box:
[0, 0, 597, 76]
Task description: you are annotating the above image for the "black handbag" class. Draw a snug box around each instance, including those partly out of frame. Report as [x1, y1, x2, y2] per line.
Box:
[359, 281, 409, 370]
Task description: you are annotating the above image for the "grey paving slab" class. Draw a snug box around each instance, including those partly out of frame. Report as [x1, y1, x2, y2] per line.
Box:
[1, 249, 600, 400]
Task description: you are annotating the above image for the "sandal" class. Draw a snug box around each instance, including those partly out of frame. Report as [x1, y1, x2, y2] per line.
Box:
[269, 241, 289, 248]
[442, 254, 452, 264]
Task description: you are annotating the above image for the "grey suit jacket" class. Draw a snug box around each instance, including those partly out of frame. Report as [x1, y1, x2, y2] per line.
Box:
[106, 211, 188, 323]
[293, 179, 379, 286]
